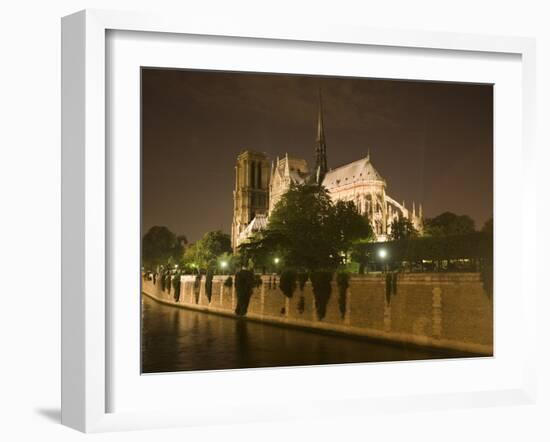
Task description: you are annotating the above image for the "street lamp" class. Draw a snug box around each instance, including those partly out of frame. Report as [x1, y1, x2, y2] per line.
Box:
[220, 260, 227, 274]
[274, 257, 280, 265]
[378, 248, 388, 273]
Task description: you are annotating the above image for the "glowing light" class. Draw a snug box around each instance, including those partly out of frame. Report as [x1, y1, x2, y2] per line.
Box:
[378, 249, 387, 259]
[274, 257, 280, 264]
[220, 261, 228, 269]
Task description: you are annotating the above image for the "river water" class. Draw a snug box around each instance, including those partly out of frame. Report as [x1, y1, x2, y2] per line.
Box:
[141, 295, 464, 373]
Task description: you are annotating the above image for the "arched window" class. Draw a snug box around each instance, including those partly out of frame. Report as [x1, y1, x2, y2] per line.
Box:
[250, 161, 256, 188]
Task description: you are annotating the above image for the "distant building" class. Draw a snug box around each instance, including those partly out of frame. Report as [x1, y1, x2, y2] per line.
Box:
[231, 150, 270, 250]
[231, 93, 423, 251]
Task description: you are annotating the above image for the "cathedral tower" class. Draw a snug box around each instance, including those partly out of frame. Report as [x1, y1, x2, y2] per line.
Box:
[314, 90, 328, 184]
[231, 150, 270, 251]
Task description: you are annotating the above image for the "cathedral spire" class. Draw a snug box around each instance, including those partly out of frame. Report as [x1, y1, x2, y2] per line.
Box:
[314, 89, 328, 184]
[284, 153, 290, 177]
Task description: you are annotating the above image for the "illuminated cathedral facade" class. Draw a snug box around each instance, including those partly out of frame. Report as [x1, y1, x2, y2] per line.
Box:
[231, 94, 424, 251]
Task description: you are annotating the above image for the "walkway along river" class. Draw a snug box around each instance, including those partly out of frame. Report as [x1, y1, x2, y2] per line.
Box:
[141, 294, 473, 373]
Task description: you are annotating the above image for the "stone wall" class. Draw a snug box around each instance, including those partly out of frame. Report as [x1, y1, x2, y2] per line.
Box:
[142, 272, 493, 355]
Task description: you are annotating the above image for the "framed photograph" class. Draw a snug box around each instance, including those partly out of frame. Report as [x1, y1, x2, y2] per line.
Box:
[61, 9, 537, 432]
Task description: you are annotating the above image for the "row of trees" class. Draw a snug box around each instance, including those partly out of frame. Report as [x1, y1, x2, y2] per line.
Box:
[389, 210, 490, 241]
[143, 183, 493, 315]
[239, 184, 492, 274]
[182, 230, 232, 273]
[352, 219, 492, 274]
[143, 183, 492, 277]
[141, 226, 187, 270]
[239, 184, 373, 273]
[142, 227, 232, 274]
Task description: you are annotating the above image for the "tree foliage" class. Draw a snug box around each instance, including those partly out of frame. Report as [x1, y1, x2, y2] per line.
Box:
[297, 273, 308, 291]
[267, 184, 335, 270]
[183, 230, 232, 272]
[234, 269, 256, 316]
[310, 271, 333, 320]
[349, 239, 373, 274]
[142, 226, 183, 270]
[173, 271, 182, 302]
[240, 184, 373, 272]
[424, 212, 475, 237]
[217, 252, 234, 274]
[364, 232, 492, 264]
[336, 272, 350, 318]
[182, 243, 199, 272]
[205, 268, 214, 302]
[237, 231, 282, 273]
[330, 200, 373, 255]
[385, 272, 398, 303]
[279, 269, 297, 298]
[390, 216, 418, 240]
[482, 218, 493, 236]
[224, 276, 233, 288]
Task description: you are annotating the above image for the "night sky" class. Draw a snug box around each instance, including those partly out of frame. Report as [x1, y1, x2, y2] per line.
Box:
[142, 68, 493, 243]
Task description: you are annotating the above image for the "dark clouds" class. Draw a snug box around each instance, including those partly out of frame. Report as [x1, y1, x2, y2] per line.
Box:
[142, 68, 493, 242]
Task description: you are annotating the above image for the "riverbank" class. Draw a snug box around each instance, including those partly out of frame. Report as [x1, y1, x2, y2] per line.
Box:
[142, 291, 478, 359]
[142, 272, 493, 356]
[142, 294, 470, 373]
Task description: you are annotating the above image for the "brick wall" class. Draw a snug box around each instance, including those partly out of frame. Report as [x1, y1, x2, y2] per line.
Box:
[142, 272, 493, 355]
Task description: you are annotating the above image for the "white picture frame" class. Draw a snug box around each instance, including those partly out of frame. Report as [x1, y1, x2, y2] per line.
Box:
[61, 9, 537, 433]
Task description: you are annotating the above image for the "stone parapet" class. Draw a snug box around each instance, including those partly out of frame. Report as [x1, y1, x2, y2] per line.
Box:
[142, 271, 492, 356]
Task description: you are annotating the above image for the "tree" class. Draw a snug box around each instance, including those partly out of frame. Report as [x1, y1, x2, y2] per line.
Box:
[193, 230, 232, 271]
[330, 200, 373, 261]
[241, 184, 373, 272]
[176, 234, 188, 252]
[234, 269, 256, 316]
[350, 239, 374, 274]
[142, 226, 183, 270]
[279, 269, 297, 298]
[482, 218, 493, 236]
[266, 183, 336, 271]
[217, 252, 234, 274]
[237, 231, 281, 273]
[424, 212, 475, 237]
[390, 216, 418, 240]
[182, 242, 199, 272]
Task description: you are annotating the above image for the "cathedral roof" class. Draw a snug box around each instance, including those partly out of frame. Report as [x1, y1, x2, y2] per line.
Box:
[322, 156, 385, 190]
[275, 155, 310, 185]
[238, 214, 268, 241]
[288, 170, 310, 184]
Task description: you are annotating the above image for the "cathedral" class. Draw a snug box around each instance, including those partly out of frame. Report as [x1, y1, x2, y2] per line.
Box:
[231, 94, 424, 251]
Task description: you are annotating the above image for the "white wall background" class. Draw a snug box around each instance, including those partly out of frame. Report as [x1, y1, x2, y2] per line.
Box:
[0, 1, 548, 441]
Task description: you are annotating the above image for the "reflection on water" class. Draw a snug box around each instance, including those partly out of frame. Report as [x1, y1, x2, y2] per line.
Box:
[141, 295, 462, 373]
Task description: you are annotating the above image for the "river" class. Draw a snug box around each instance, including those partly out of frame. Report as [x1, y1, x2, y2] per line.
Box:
[141, 294, 465, 373]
